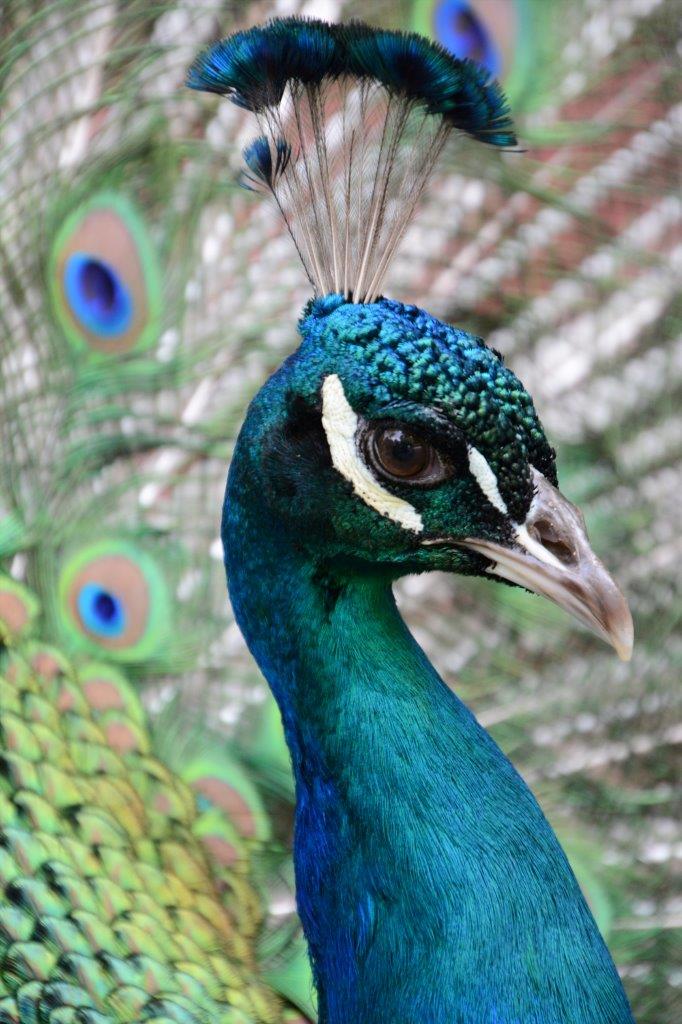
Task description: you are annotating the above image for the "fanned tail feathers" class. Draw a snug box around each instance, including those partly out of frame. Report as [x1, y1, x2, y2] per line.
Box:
[188, 18, 516, 302]
[0, 572, 314, 1021]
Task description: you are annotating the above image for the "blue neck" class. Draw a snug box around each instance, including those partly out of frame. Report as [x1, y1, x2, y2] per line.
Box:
[224, 424, 633, 1024]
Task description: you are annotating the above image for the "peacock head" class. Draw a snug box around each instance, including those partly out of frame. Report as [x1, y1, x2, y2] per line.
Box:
[247, 293, 632, 660]
[190, 18, 632, 659]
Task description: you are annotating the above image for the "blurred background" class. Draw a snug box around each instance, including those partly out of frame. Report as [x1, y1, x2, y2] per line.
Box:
[0, 1, 680, 1020]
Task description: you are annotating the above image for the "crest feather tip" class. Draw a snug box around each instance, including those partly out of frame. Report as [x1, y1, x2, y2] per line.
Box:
[188, 18, 516, 301]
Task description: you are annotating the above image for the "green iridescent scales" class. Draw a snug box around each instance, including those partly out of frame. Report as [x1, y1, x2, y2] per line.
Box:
[0, 580, 286, 1024]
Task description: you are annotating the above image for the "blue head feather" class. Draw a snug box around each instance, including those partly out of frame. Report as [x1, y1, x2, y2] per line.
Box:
[188, 17, 516, 148]
[188, 18, 517, 300]
[342, 23, 514, 144]
[242, 135, 292, 191]
[187, 18, 344, 109]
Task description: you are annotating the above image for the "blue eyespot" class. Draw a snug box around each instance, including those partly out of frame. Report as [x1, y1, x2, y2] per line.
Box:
[434, 0, 501, 77]
[64, 252, 133, 337]
[77, 582, 126, 638]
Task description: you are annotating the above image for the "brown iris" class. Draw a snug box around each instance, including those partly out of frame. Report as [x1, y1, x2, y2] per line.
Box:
[373, 427, 430, 477]
[365, 423, 449, 486]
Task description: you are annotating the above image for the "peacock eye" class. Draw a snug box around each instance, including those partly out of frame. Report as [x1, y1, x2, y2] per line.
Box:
[364, 423, 450, 486]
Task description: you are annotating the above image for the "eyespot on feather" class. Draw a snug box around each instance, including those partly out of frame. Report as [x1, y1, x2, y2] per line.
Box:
[57, 539, 170, 662]
[182, 756, 271, 842]
[415, 0, 503, 76]
[0, 576, 39, 644]
[412, 0, 545, 109]
[48, 192, 162, 357]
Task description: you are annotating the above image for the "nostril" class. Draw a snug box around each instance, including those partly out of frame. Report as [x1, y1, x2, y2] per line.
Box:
[528, 518, 576, 565]
[544, 538, 575, 565]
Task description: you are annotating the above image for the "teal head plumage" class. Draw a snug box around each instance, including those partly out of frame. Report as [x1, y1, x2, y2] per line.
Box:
[277, 294, 556, 545]
[188, 16, 636, 1024]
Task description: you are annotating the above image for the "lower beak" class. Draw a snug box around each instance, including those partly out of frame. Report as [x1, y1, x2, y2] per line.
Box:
[459, 470, 634, 661]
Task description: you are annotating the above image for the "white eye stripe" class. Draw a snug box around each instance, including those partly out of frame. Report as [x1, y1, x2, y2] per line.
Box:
[320, 377, 539, 543]
[466, 451, 564, 568]
[320, 374, 423, 533]
[466, 445, 508, 516]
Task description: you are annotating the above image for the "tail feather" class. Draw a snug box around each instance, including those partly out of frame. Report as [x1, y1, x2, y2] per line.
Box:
[0, 577, 306, 1021]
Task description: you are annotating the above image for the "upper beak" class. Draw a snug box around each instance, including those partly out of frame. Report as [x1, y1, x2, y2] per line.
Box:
[459, 469, 634, 661]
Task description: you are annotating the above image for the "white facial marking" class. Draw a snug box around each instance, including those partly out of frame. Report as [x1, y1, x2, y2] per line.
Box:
[321, 374, 423, 533]
[466, 450, 564, 569]
[467, 445, 508, 515]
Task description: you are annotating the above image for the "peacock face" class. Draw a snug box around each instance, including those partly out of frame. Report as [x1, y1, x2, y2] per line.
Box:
[251, 295, 632, 658]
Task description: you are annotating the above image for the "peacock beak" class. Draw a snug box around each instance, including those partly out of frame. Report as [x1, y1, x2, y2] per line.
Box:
[459, 469, 634, 661]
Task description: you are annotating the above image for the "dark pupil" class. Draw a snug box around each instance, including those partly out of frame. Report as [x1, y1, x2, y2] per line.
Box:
[375, 428, 430, 478]
[94, 590, 117, 622]
[81, 259, 116, 314]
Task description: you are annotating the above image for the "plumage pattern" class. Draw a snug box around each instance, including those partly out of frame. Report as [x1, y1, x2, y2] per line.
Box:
[416, 0, 503, 77]
[0, 581, 285, 1023]
[0, 1, 679, 1021]
[56, 540, 171, 662]
[187, 17, 514, 138]
[49, 193, 163, 358]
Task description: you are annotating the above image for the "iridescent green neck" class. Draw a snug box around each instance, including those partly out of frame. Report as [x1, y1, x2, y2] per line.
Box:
[222, 360, 633, 1024]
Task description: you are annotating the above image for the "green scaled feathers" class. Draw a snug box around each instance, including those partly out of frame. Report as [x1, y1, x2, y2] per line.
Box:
[0, 578, 39, 649]
[0, 583, 307, 1023]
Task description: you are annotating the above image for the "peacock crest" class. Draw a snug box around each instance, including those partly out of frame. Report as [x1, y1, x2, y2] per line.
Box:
[188, 19, 515, 301]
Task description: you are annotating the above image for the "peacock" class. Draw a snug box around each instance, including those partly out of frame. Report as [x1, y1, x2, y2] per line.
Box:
[1, 2, 679, 1023]
[187, 15, 639, 1024]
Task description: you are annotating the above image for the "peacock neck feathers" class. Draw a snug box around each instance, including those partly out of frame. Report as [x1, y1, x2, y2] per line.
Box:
[223, 336, 634, 1024]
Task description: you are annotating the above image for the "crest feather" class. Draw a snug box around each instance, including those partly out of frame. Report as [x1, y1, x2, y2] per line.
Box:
[188, 18, 516, 302]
